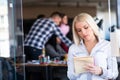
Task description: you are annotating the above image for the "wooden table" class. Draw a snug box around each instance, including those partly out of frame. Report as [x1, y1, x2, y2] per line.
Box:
[16, 62, 68, 80]
[48, 63, 67, 80]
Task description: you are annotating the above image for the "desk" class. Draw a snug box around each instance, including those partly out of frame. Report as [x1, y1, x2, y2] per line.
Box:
[25, 64, 49, 80]
[16, 63, 68, 80]
[49, 63, 67, 80]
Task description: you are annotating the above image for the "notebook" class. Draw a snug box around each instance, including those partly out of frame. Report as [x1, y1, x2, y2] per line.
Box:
[73, 56, 94, 74]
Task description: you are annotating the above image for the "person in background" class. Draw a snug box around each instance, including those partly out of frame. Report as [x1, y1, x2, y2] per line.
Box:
[24, 11, 72, 61]
[45, 34, 66, 59]
[45, 13, 68, 60]
[59, 13, 70, 53]
[59, 13, 70, 36]
[67, 13, 118, 80]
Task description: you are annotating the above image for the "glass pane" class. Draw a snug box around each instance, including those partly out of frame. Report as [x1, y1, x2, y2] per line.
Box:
[22, 0, 119, 80]
[108, 0, 120, 57]
[0, 0, 10, 57]
[0, 0, 25, 80]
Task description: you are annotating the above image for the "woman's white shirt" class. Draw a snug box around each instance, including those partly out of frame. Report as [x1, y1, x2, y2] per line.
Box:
[67, 38, 118, 80]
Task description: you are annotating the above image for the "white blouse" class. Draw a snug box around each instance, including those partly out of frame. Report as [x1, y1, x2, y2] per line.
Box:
[67, 38, 118, 80]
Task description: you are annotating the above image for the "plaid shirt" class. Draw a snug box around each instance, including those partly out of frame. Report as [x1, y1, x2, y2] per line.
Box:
[24, 18, 73, 49]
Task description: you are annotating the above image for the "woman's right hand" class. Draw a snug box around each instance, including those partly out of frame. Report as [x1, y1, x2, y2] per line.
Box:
[84, 63, 103, 76]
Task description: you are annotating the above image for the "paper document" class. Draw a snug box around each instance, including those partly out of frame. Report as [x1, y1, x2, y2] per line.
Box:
[73, 56, 94, 74]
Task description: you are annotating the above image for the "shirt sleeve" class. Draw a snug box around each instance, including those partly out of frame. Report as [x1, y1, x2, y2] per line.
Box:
[100, 57, 118, 79]
[100, 44, 118, 79]
[67, 45, 79, 80]
[53, 25, 73, 47]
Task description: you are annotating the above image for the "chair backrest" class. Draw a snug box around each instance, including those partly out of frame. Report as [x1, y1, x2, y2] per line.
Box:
[0, 57, 14, 80]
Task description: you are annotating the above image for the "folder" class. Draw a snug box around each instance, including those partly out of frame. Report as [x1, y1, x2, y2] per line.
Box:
[73, 56, 94, 75]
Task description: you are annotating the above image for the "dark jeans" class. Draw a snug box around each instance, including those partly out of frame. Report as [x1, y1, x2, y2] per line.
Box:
[24, 46, 42, 61]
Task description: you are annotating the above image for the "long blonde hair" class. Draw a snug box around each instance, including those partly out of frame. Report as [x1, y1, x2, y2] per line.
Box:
[72, 13, 101, 45]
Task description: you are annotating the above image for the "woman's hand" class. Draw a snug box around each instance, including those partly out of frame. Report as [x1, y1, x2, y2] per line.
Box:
[84, 64, 103, 76]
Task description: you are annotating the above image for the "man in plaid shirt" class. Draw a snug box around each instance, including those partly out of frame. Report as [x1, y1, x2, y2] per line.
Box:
[24, 12, 73, 61]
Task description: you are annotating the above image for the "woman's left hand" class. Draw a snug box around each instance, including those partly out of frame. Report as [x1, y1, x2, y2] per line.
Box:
[84, 64, 103, 75]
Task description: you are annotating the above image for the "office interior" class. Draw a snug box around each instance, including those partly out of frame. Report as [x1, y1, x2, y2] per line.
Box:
[0, 0, 120, 80]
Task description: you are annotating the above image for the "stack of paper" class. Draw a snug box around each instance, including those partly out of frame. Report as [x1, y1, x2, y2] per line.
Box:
[73, 56, 94, 75]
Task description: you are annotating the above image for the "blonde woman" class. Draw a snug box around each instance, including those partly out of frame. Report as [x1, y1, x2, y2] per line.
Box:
[67, 13, 118, 80]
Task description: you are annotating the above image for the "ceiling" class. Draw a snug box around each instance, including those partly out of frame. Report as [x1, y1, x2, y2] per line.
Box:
[23, 0, 108, 3]
[22, 0, 115, 7]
